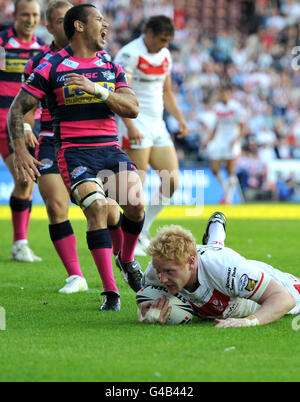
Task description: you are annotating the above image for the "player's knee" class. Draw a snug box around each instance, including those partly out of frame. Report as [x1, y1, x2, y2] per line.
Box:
[71, 178, 106, 212]
[45, 199, 68, 223]
[86, 198, 107, 215]
[14, 179, 33, 196]
[124, 202, 145, 222]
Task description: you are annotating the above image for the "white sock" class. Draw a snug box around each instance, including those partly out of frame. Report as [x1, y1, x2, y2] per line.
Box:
[144, 189, 171, 232]
[13, 239, 28, 247]
[224, 175, 238, 203]
[207, 222, 226, 246]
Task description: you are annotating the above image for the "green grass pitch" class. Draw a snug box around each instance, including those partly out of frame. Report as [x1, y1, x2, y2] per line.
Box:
[0, 210, 300, 382]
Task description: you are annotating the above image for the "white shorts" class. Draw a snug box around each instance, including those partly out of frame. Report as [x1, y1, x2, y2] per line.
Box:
[117, 113, 173, 149]
[206, 138, 241, 160]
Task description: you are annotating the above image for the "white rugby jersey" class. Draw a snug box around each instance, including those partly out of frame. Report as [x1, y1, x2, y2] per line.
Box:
[142, 244, 273, 320]
[114, 35, 172, 118]
[212, 99, 246, 143]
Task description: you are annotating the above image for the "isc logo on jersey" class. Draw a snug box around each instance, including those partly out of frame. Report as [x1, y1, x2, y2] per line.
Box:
[63, 82, 115, 105]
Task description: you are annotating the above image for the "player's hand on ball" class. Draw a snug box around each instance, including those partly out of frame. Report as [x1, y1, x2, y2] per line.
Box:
[215, 318, 249, 328]
[139, 296, 172, 325]
[64, 73, 95, 95]
[140, 301, 152, 317]
[151, 296, 172, 325]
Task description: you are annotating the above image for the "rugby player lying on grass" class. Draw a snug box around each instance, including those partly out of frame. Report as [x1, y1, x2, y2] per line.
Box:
[137, 212, 300, 327]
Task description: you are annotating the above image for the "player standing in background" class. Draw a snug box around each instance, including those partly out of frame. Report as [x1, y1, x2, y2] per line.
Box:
[202, 85, 247, 204]
[0, 0, 45, 262]
[22, 0, 90, 294]
[8, 4, 145, 310]
[138, 212, 300, 326]
[114, 15, 188, 256]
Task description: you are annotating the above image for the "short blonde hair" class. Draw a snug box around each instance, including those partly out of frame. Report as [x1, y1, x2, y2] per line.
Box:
[147, 225, 197, 264]
[14, 0, 40, 14]
[46, 0, 72, 24]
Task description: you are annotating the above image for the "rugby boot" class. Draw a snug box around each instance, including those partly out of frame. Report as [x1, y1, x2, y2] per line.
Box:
[115, 251, 143, 292]
[100, 291, 121, 311]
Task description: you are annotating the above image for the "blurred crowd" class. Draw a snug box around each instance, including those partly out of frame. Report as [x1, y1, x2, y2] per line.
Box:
[1, 0, 300, 201]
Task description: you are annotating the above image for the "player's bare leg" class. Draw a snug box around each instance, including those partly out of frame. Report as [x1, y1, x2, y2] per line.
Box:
[124, 147, 151, 185]
[38, 173, 87, 294]
[5, 154, 41, 262]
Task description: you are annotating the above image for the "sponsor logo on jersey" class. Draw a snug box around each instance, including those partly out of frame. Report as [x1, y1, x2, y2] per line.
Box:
[39, 159, 54, 170]
[62, 82, 115, 105]
[238, 274, 249, 292]
[226, 267, 237, 291]
[121, 53, 131, 59]
[44, 53, 53, 61]
[57, 74, 67, 84]
[102, 71, 115, 81]
[5, 58, 27, 73]
[62, 59, 79, 69]
[36, 62, 48, 71]
[245, 278, 257, 292]
[71, 166, 87, 179]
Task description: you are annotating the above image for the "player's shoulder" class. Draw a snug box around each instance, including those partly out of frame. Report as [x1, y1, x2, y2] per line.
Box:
[0, 27, 13, 45]
[117, 36, 144, 58]
[198, 245, 241, 266]
[30, 45, 52, 68]
[38, 45, 71, 71]
[124, 36, 142, 50]
[98, 50, 112, 62]
[160, 45, 171, 58]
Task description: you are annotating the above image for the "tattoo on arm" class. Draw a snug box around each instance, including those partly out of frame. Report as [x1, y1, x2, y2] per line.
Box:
[7, 90, 39, 143]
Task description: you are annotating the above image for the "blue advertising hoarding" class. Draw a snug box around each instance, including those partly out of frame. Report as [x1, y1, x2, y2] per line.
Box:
[0, 158, 241, 206]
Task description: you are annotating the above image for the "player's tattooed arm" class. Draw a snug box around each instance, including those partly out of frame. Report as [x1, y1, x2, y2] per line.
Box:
[7, 89, 39, 143]
[7, 90, 43, 182]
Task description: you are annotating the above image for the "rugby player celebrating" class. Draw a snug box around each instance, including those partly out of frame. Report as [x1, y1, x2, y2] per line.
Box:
[8, 4, 145, 310]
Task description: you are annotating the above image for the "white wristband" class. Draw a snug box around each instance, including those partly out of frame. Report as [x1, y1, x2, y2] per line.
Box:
[243, 315, 260, 326]
[94, 83, 109, 101]
[23, 123, 32, 132]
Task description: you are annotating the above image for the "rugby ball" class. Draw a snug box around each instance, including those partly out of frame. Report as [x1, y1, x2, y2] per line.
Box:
[136, 286, 194, 325]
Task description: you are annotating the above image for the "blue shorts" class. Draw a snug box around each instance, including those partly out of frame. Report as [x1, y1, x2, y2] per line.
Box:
[35, 135, 60, 175]
[57, 145, 137, 194]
